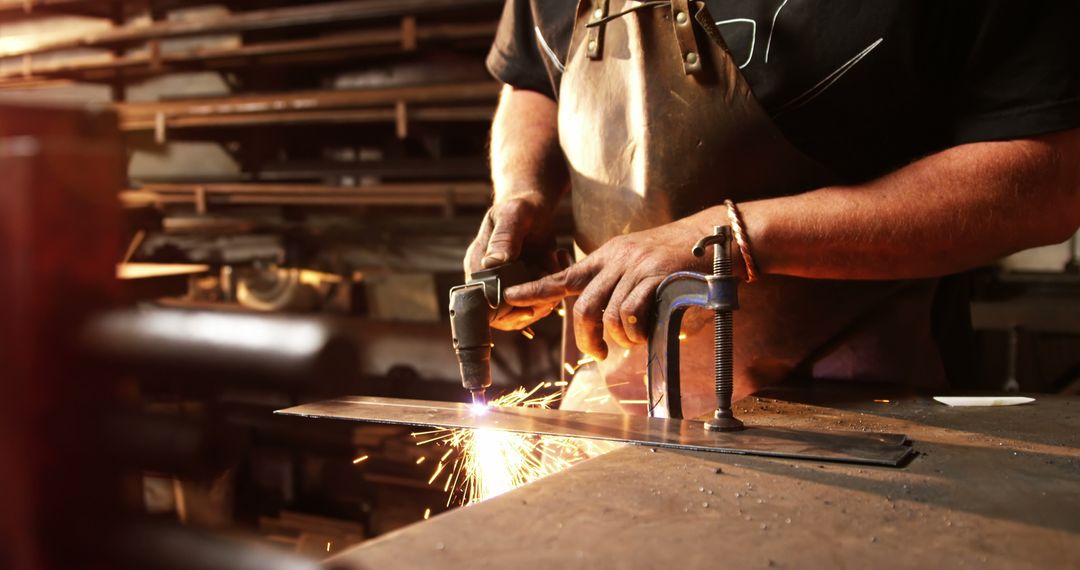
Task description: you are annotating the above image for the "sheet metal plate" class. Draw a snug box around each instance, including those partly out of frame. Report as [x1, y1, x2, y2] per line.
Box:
[276, 397, 914, 467]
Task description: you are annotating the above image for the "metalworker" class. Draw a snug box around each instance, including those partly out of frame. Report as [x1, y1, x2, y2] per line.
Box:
[465, 1, 1080, 416]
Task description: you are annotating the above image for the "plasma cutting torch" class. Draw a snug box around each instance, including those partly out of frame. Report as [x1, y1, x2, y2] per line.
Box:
[448, 261, 533, 406]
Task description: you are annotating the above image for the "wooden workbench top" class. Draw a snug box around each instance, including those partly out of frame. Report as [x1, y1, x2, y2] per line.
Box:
[330, 390, 1080, 569]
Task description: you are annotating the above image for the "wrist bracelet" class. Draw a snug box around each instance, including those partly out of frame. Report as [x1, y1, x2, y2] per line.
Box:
[724, 199, 759, 283]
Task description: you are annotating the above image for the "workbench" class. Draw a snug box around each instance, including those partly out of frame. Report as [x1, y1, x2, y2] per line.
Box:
[330, 388, 1079, 569]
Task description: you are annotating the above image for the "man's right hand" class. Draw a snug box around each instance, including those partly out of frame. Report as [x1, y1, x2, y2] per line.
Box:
[464, 196, 563, 331]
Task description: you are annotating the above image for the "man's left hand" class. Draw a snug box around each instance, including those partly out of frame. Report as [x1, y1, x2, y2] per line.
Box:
[503, 212, 717, 360]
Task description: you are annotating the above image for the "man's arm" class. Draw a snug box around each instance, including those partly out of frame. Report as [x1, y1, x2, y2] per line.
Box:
[489, 86, 568, 210]
[742, 128, 1080, 280]
[465, 85, 568, 273]
[505, 128, 1080, 359]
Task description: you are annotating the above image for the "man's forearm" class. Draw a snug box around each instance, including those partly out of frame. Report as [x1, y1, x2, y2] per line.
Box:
[736, 128, 1080, 280]
[490, 85, 568, 207]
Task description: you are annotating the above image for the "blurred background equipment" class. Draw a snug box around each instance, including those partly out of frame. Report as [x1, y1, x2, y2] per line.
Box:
[0, 1, 568, 566]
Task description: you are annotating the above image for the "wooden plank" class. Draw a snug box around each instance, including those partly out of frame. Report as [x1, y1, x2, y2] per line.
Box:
[119, 105, 494, 131]
[121, 181, 493, 209]
[0, 22, 497, 83]
[256, 157, 489, 180]
[0, 0, 115, 20]
[130, 157, 489, 184]
[137, 181, 491, 195]
[115, 81, 499, 120]
[0, 1, 218, 21]
[0, 0, 501, 57]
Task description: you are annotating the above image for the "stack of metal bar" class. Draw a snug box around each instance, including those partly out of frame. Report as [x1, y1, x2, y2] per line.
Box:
[0, 1, 535, 564]
[0, 0, 504, 314]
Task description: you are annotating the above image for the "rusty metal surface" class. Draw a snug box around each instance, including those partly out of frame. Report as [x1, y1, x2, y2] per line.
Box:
[277, 397, 914, 466]
[329, 392, 1080, 569]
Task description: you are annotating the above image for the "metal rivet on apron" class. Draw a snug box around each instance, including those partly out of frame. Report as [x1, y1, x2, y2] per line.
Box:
[588, 40, 598, 52]
[685, 52, 698, 65]
[675, 11, 688, 25]
[594, 8, 604, 19]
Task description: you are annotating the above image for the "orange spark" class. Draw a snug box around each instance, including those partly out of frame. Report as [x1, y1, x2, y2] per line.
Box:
[428, 461, 446, 485]
[352, 455, 369, 464]
[423, 508, 431, 520]
[414, 384, 610, 506]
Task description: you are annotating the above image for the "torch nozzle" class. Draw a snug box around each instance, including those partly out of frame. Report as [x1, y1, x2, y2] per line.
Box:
[470, 389, 488, 407]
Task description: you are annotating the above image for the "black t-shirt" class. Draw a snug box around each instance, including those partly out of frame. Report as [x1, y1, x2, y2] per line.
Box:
[487, 0, 1080, 182]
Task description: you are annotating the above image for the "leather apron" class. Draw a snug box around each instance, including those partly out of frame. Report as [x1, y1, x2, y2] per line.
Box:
[556, 0, 945, 417]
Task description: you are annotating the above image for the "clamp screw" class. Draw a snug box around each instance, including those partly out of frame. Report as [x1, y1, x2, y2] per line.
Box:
[693, 226, 744, 432]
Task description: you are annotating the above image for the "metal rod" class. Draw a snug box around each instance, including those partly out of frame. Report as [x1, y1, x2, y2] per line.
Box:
[705, 226, 743, 432]
[713, 226, 733, 411]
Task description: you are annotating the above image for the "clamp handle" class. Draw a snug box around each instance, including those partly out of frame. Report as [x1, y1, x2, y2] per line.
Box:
[691, 229, 728, 259]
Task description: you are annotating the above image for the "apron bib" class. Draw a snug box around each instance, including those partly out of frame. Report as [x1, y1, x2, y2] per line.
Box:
[556, 0, 944, 416]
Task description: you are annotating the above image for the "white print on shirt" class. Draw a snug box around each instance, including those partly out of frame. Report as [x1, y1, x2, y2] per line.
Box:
[764, 0, 789, 63]
[774, 37, 884, 118]
[534, 25, 565, 72]
[714, 18, 757, 69]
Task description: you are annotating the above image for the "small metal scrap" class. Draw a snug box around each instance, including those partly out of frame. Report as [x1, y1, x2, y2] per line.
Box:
[933, 396, 1035, 407]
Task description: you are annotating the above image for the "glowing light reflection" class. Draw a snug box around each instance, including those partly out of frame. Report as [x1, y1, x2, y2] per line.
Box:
[415, 384, 610, 506]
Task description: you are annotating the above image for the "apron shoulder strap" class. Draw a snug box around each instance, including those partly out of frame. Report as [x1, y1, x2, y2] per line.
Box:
[586, 0, 724, 76]
[671, 0, 702, 74]
[586, 0, 610, 60]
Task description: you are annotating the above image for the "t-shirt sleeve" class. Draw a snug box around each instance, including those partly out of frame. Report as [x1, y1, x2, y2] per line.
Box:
[486, 0, 557, 99]
[948, 3, 1080, 144]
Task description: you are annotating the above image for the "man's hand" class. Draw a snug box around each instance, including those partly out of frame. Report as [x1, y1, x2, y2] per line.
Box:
[464, 197, 553, 276]
[464, 195, 565, 331]
[503, 213, 715, 360]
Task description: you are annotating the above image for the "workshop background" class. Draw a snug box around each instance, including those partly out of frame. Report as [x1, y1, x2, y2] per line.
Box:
[0, 1, 1077, 569]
